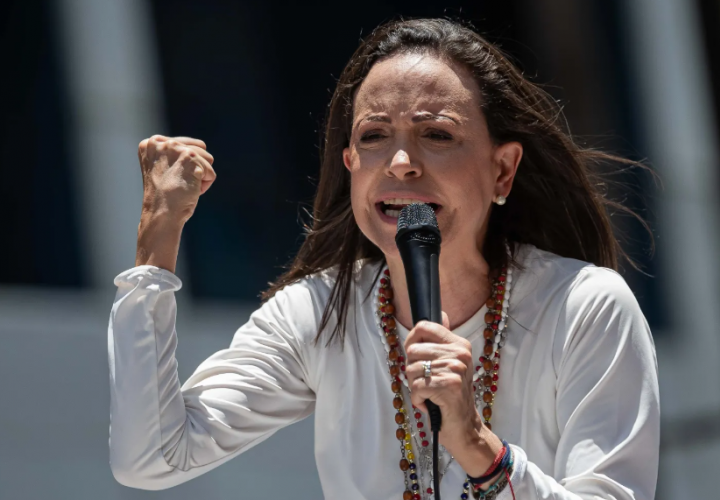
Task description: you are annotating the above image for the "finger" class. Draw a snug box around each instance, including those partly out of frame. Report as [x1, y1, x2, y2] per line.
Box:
[188, 154, 212, 179]
[409, 380, 436, 416]
[405, 320, 454, 349]
[412, 398, 429, 416]
[199, 164, 217, 195]
[187, 145, 214, 164]
[186, 150, 216, 181]
[187, 154, 216, 195]
[404, 342, 455, 363]
[405, 362, 439, 401]
[442, 311, 450, 330]
[405, 358, 458, 382]
[145, 134, 168, 159]
[138, 139, 149, 162]
[173, 136, 207, 149]
[405, 361, 429, 386]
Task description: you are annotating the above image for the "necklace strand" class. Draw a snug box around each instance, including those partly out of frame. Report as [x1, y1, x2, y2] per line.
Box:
[375, 261, 513, 500]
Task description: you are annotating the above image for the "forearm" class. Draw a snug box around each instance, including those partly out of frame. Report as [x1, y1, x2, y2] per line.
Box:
[451, 412, 502, 478]
[135, 210, 184, 273]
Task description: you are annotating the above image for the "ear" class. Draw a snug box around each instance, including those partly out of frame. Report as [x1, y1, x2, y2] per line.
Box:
[343, 147, 352, 172]
[493, 141, 523, 198]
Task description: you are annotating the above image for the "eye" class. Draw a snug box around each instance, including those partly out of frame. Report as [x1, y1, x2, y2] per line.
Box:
[424, 129, 453, 141]
[360, 130, 387, 143]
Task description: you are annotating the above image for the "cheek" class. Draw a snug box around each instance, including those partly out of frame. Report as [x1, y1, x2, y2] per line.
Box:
[440, 159, 495, 233]
[348, 169, 372, 226]
[445, 159, 489, 201]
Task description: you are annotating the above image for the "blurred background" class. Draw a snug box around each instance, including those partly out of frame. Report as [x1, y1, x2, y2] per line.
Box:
[1, 0, 719, 498]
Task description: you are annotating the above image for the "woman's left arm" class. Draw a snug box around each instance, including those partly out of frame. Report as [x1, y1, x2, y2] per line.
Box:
[405, 267, 660, 499]
[508, 267, 660, 500]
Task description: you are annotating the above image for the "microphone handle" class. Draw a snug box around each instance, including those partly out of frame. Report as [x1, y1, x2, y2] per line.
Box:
[396, 233, 444, 500]
[396, 237, 442, 432]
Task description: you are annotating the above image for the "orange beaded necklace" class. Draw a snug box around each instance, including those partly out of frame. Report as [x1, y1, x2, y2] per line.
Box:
[376, 263, 513, 500]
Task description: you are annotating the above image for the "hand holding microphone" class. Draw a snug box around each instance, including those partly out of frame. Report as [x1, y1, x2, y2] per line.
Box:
[404, 316, 479, 450]
[396, 204, 496, 498]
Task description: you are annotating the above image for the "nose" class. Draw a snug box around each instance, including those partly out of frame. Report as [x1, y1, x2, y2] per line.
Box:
[387, 149, 421, 179]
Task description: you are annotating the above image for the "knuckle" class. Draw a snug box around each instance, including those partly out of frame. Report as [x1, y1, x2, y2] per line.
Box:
[448, 359, 467, 373]
[405, 330, 417, 344]
[457, 350, 473, 366]
[446, 376, 463, 390]
[177, 148, 192, 160]
[138, 139, 148, 152]
[150, 134, 165, 142]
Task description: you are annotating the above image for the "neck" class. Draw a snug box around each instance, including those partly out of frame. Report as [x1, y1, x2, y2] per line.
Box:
[386, 246, 492, 331]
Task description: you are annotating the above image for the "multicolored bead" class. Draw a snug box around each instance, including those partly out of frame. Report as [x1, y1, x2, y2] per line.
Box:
[378, 259, 513, 500]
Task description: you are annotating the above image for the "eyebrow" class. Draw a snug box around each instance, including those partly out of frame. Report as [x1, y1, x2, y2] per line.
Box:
[354, 112, 459, 131]
[412, 112, 459, 124]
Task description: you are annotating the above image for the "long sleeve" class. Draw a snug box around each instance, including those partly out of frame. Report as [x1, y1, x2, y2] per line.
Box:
[501, 267, 660, 500]
[108, 266, 316, 490]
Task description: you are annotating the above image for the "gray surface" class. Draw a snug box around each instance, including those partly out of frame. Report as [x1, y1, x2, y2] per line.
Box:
[0, 287, 323, 500]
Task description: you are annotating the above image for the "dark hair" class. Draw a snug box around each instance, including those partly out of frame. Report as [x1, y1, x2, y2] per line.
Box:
[262, 18, 653, 346]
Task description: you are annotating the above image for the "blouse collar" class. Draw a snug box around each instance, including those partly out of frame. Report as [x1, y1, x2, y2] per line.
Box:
[393, 302, 489, 342]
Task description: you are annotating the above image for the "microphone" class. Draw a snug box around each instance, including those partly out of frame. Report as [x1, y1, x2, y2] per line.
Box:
[395, 203, 443, 500]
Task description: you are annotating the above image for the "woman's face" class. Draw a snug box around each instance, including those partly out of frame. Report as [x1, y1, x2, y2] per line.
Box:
[343, 53, 522, 260]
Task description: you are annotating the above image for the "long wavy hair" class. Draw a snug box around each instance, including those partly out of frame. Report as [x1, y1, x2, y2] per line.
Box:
[262, 18, 653, 346]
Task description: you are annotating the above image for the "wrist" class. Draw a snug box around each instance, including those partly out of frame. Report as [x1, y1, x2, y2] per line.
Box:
[135, 212, 184, 272]
[453, 412, 503, 478]
[470, 444, 514, 493]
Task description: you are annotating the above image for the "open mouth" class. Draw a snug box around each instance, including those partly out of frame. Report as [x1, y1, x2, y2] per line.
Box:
[378, 198, 441, 219]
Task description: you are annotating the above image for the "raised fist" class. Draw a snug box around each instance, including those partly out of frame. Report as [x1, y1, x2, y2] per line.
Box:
[137, 135, 217, 224]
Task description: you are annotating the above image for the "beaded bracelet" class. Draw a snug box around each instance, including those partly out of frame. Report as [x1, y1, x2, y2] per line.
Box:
[471, 459, 514, 500]
[467, 440, 507, 485]
[468, 440, 512, 486]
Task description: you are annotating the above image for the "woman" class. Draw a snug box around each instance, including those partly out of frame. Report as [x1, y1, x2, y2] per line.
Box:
[109, 18, 659, 500]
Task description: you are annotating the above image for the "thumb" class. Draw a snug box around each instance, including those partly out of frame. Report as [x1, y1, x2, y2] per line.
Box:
[441, 311, 450, 330]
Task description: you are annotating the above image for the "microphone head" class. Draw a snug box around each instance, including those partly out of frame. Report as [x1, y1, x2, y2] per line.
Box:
[395, 203, 441, 243]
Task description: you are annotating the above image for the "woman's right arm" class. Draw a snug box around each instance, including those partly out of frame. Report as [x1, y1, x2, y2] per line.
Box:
[109, 266, 316, 490]
[108, 136, 316, 490]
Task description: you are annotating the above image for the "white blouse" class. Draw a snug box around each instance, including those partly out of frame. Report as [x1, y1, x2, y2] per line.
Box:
[107, 243, 659, 499]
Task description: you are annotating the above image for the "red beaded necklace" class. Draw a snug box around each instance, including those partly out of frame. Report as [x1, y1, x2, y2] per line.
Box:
[376, 264, 513, 500]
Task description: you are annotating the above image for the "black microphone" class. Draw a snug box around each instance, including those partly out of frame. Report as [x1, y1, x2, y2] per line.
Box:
[395, 203, 443, 500]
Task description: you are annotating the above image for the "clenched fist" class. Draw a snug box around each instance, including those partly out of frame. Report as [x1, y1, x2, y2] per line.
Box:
[138, 135, 217, 224]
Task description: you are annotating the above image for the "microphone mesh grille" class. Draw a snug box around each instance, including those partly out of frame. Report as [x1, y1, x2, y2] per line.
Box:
[396, 203, 438, 233]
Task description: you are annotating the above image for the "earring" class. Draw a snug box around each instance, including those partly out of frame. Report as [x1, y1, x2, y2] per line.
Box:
[494, 195, 507, 206]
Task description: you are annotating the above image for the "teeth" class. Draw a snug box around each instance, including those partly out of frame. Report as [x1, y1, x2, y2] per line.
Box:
[382, 198, 426, 205]
[385, 209, 401, 218]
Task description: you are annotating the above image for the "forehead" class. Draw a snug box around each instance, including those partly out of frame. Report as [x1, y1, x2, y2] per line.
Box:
[354, 53, 481, 115]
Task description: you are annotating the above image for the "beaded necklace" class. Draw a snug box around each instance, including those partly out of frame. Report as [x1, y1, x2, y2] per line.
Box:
[375, 262, 513, 500]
